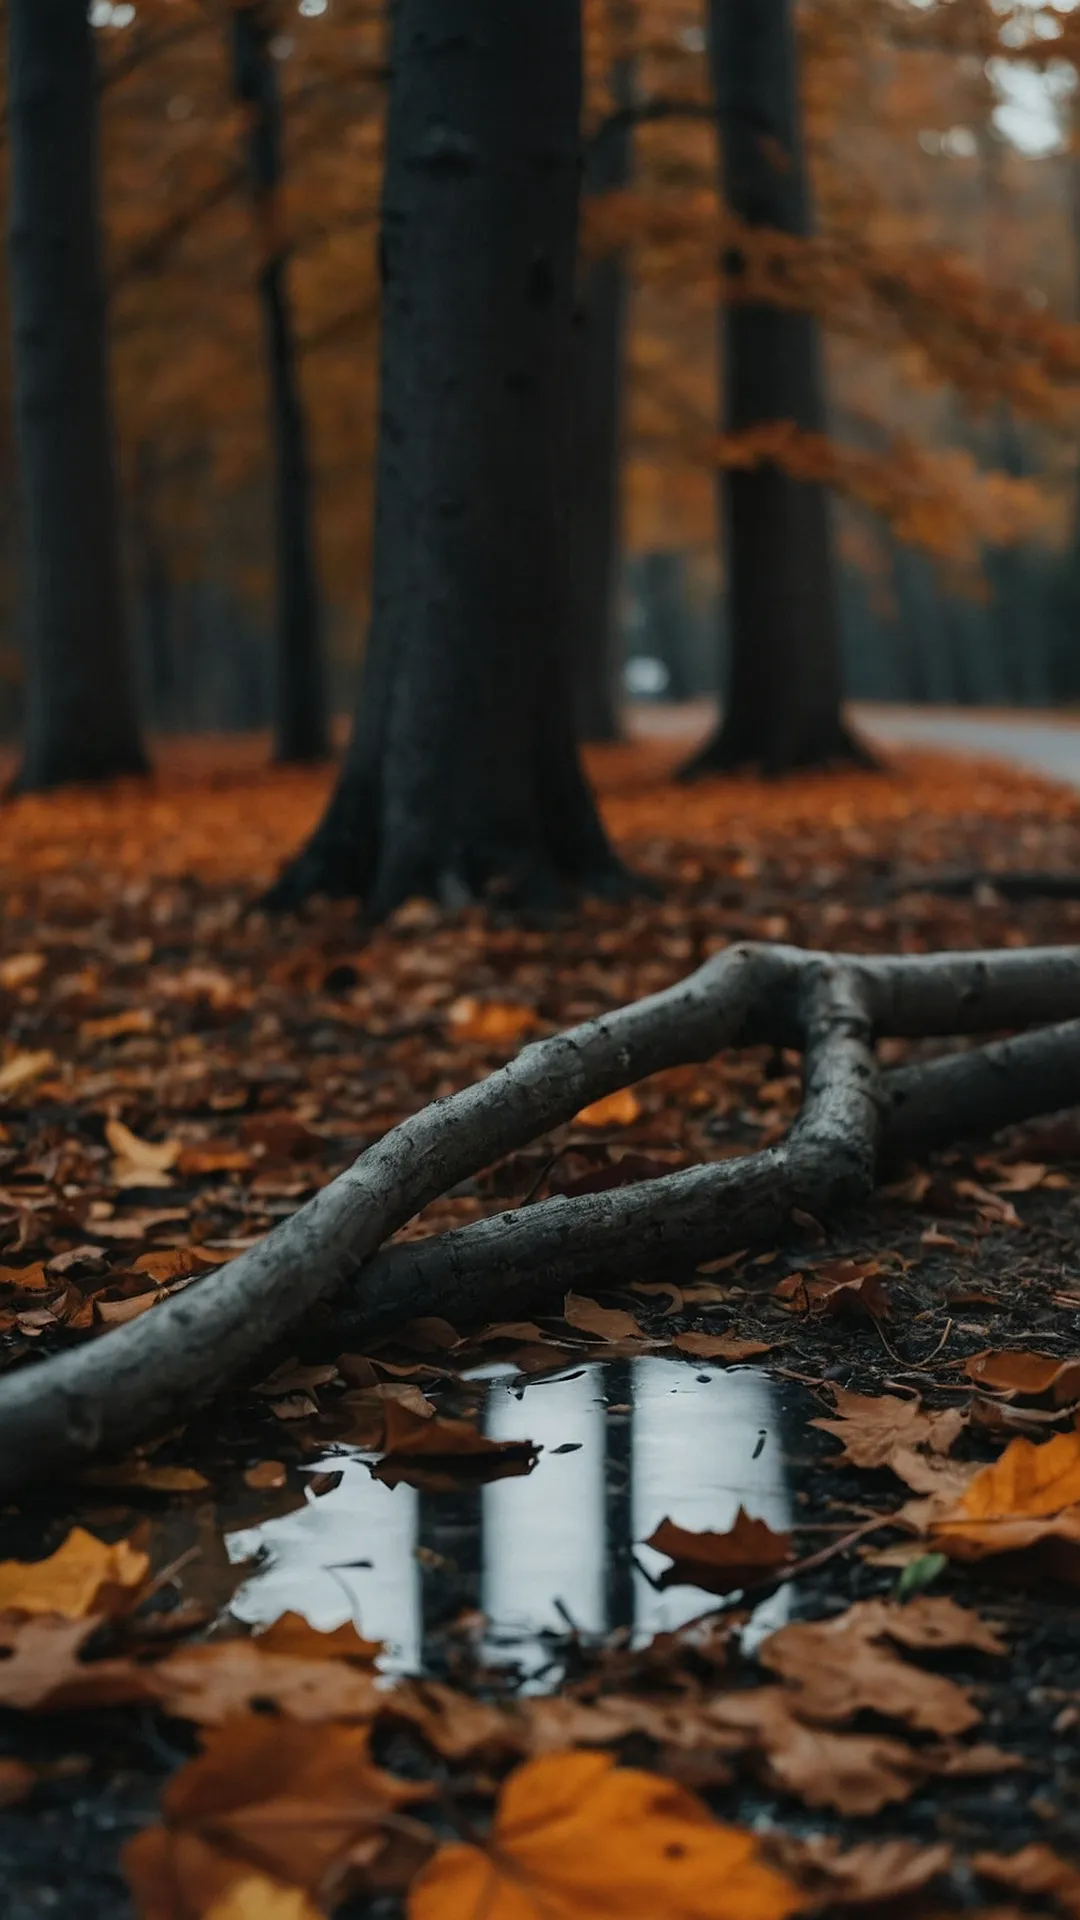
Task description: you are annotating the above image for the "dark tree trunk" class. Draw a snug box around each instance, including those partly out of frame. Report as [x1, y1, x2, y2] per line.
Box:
[269, 0, 625, 917]
[131, 442, 176, 727]
[231, 2, 328, 765]
[683, 0, 866, 778]
[6, 0, 148, 791]
[569, 8, 635, 744]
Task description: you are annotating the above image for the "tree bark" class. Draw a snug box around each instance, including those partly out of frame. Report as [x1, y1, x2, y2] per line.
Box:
[683, 0, 866, 778]
[570, 7, 635, 743]
[6, 0, 148, 791]
[267, 0, 625, 915]
[230, 1, 329, 765]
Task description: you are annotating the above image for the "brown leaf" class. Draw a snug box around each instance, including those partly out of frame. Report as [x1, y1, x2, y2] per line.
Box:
[0, 1758, 38, 1806]
[773, 1259, 890, 1320]
[813, 1387, 966, 1470]
[0, 1049, 56, 1096]
[244, 1461, 288, 1491]
[252, 1614, 381, 1665]
[671, 1332, 773, 1362]
[371, 1401, 538, 1491]
[974, 1845, 1080, 1913]
[920, 1428, 1080, 1565]
[964, 1350, 1080, 1406]
[757, 1597, 1003, 1737]
[446, 997, 539, 1044]
[563, 1292, 646, 1341]
[644, 1509, 792, 1595]
[151, 1640, 382, 1725]
[82, 1009, 155, 1043]
[124, 1718, 429, 1910]
[126, 1833, 321, 1920]
[779, 1834, 952, 1907]
[0, 1613, 159, 1711]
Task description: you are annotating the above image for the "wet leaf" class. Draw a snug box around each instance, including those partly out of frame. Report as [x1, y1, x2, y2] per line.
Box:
[773, 1259, 890, 1320]
[252, 1614, 381, 1665]
[644, 1509, 792, 1595]
[409, 1749, 802, 1920]
[244, 1461, 288, 1491]
[572, 1087, 642, 1129]
[0, 1528, 149, 1619]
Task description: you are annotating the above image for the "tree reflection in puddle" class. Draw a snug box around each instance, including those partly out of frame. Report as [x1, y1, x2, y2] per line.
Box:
[226, 1358, 792, 1679]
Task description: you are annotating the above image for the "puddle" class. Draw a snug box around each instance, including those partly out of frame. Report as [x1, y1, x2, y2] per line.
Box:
[226, 1358, 796, 1678]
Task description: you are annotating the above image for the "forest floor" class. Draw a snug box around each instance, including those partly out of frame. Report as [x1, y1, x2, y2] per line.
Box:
[3, 739, 1080, 1918]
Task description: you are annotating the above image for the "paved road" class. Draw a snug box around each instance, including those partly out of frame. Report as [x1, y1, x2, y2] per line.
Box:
[629, 701, 1080, 791]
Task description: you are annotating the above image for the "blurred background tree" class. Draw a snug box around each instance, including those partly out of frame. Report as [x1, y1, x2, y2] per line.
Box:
[2, 0, 1080, 765]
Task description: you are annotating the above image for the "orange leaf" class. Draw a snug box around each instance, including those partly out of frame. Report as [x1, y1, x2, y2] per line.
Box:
[924, 1429, 1080, 1562]
[446, 997, 539, 1044]
[563, 1292, 646, 1342]
[964, 1350, 1080, 1406]
[0, 1528, 149, 1619]
[408, 1749, 801, 1920]
[572, 1087, 642, 1128]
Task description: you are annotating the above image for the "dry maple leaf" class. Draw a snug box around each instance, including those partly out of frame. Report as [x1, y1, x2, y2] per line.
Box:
[813, 1388, 966, 1471]
[125, 1718, 430, 1915]
[150, 1639, 382, 1726]
[778, 1835, 952, 1907]
[772, 1259, 890, 1320]
[964, 1350, 1080, 1406]
[0, 1612, 159, 1712]
[0, 1527, 149, 1619]
[572, 1086, 642, 1128]
[644, 1509, 791, 1595]
[974, 1844, 1080, 1911]
[408, 1749, 801, 1920]
[563, 1292, 647, 1342]
[921, 1428, 1080, 1564]
[757, 1597, 1002, 1737]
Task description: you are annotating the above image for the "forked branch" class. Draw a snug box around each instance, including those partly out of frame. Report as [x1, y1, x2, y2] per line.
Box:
[0, 942, 1078, 1494]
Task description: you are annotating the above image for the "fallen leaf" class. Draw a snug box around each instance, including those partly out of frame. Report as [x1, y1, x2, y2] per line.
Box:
[244, 1461, 288, 1490]
[446, 997, 539, 1044]
[974, 1845, 1080, 1913]
[563, 1293, 647, 1341]
[964, 1351, 1080, 1406]
[81, 1008, 155, 1042]
[125, 1718, 429, 1912]
[813, 1388, 966, 1470]
[176, 1144, 253, 1177]
[644, 1509, 792, 1595]
[777, 1835, 952, 1907]
[127, 1836, 321, 1920]
[151, 1640, 382, 1725]
[0, 952, 46, 990]
[105, 1117, 179, 1174]
[409, 1749, 801, 1920]
[0, 1261, 51, 1292]
[252, 1614, 381, 1665]
[757, 1597, 1003, 1736]
[670, 1333, 773, 1362]
[78, 1463, 210, 1494]
[0, 1049, 56, 1096]
[371, 1402, 538, 1491]
[773, 1259, 890, 1320]
[572, 1086, 642, 1129]
[0, 1612, 159, 1711]
[0, 1528, 149, 1618]
[922, 1428, 1080, 1564]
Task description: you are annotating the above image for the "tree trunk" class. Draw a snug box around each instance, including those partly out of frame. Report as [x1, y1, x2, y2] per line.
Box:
[683, 0, 866, 778]
[570, 6, 636, 744]
[268, 0, 625, 916]
[230, 1, 328, 765]
[6, 0, 148, 791]
[131, 442, 177, 729]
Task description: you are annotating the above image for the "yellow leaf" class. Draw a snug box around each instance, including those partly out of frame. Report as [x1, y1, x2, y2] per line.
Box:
[409, 1750, 802, 1920]
[205, 1869, 320, 1920]
[927, 1429, 1080, 1561]
[0, 1528, 149, 1618]
[573, 1087, 641, 1128]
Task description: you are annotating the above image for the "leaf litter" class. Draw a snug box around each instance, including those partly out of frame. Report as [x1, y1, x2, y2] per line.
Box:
[5, 745, 1080, 1914]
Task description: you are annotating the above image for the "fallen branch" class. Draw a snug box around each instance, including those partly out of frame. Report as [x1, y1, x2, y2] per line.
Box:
[0, 942, 1079, 1493]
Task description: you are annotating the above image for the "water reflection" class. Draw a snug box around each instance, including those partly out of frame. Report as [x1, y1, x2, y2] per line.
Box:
[225, 1358, 792, 1676]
